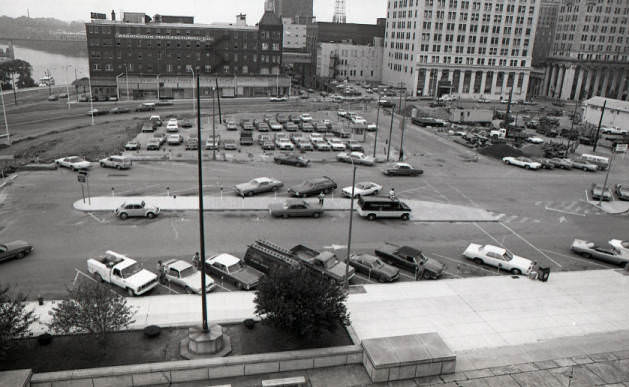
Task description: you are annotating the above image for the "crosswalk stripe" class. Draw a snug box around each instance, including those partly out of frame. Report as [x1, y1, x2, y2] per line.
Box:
[504, 215, 519, 223]
[519, 217, 530, 223]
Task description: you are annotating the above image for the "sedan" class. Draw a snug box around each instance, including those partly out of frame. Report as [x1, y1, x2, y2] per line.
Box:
[615, 184, 629, 201]
[382, 162, 423, 176]
[570, 239, 629, 266]
[549, 158, 572, 170]
[160, 259, 215, 294]
[349, 254, 399, 282]
[55, 156, 91, 171]
[288, 176, 337, 197]
[269, 199, 324, 218]
[502, 156, 542, 170]
[223, 139, 238, 150]
[534, 158, 555, 170]
[1, 240, 33, 263]
[337, 152, 375, 166]
[526, 136, 545, 144]
[234, 177, 283, 197]
[342, 181, 382, 198]
[463, 243, 534, 275]
[124, 141, 140, 151]
[590, 184, 613, 201]
[312, 140, 331, 151]
[146, 139, 162, 150]
[570, 159, 598, 172]
[181, 119, 193, 128]
[167, 134, 184, 145]
[609, 239, 629, 256]
[109, 106, 130, 114]
[274, 153, 310, 167]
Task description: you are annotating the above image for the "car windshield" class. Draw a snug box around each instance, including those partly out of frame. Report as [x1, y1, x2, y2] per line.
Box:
[67, 157, 81, 162]
[503, 250, 514, 261]
[179, 266, 196, 278]
[121, 262, 143, 278]
[227, 263, 243, 272]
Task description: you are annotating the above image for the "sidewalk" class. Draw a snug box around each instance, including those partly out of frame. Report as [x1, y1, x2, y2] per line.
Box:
[587, 199, 629, 215]
[72, 195, 500, 222]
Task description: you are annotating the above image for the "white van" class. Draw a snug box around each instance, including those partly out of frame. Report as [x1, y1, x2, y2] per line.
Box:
[580, 154, 609, 170]
[356, 197, 412, 221]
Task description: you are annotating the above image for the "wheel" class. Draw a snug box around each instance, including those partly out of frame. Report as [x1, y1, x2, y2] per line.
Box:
[283, 213, 288, 219]
[100, 162, 105, 167]
[185, 287, 194, 294]
[119, 212, 128, 220]
[401, 213, 410, 221]
[582, 253, 592, 258]
[127, 288, 135, 296]
[367, 213, 377, 221]
[237, 282, 245, 290]
[510, 268, 522, 275]
[116, 165, 121, 170]
[313, 212, 321, 218]
[146, 212, 155, 219]
[17, 251, 26, 259]
[472, 258, 483, 265]
[271, 186, 279, 192]
[422, 271, 432, 280]
[525, 165, 531, 169]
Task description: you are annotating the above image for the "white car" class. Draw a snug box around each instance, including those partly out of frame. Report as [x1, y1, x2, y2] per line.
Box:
[269, 121, 283, 131]
[601, 127, 629, 135]
[462, 243, 534, 275]
[309, 133, 324, 142]
[342, 181, 382, 198]
[327, 138, 346, 151]
[366, 123, 377, 132]
[609, 239, 629, 256]
[166, 122, 179, 132]
[351, 115, 367, 124]
[336, 151, 376, 166]
[275, 139, 294, 151]
[160, 259, 215, 294]
[99, 155, 132, 169]
[526, 136, 545, 144]
[167, 134, 184, 145]
[124, 141, 140, 151]
[269, 96, 287, 102]
[299, 113, 313, 122]
[502, 156, 542, 170]
[55, 156, 91, 171]
[337, 110, 348, 118]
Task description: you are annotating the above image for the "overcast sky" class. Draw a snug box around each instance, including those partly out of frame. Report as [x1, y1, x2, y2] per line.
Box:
[0, 0, 386, 25]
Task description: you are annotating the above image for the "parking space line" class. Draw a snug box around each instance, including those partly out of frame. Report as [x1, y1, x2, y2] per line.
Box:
[472, 222, 507, 248]
[544, 206, 586, 216]
[158, 283, 181, 294]
[540, 249, 612, 269]
[87, 212, 107, 224]
[431, 252, 500, 276]
[74, 268, 97, 284]
[170, 219, 179, 240]
[445, 183, 479, 207]
[424, 181, 449, 202]
[498, 223, 563, 268]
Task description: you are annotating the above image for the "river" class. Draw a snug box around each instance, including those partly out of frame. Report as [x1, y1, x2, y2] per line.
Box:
[0, 43, 89, 85]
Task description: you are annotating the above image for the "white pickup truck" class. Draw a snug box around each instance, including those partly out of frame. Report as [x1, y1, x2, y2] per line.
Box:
[87, 251, 159, 296]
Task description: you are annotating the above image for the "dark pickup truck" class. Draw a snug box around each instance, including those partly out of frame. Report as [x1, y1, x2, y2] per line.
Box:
[374, 244, 446, 279]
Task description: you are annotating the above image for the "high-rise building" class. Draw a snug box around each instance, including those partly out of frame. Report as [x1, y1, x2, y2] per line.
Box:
[272, 0, 314, 24]
[541, 0, 629, 101]
[383, 0, 540, 101]
[532, 0, 560, 66]
[333, 0, 347, 24]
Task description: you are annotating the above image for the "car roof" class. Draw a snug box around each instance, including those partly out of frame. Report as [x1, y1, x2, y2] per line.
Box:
[209, 253, 240, 266]
[286, 199, 307, 206]
[167, 259, 192, 271]
[394, 162, 412, 168]
[484, 245, 506, 255]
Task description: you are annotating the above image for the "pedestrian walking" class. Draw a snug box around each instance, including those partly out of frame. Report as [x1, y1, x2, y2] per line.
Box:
[318, 191, 325, 206]
[157, 260, 166, 283]
[192, 252, 200, 270]
[389, 188, 397, 201]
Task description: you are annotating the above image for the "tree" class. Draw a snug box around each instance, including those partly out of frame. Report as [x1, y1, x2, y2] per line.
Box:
[0, 284, 37, 358]
[48, 280, 135, 342]
[0, 59, 36, 91]
[253, 267, 350, 339]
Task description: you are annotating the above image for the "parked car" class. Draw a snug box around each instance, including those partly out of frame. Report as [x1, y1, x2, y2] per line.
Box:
[382, 162, 423, 176]
[274, 153, 310, 167]
[167, 134, 184, 145]
[0, 240, 33, 263]
[99, 155, 132, 169]
[462, 243, 534, 275]
[312, 139, 331, 151]
[275, 138, 295, 151]
[570, 159, 598, 172]
[502, 156, 542, 170]
[135, 103, 156, 112]
[336, 151, 375, 166]
[226, 120, 238, 131]
[327, 138, 346, 151]
[166, 122, 179, 133]
[299, 113, 313, 122]
[288, 176, 337, 197]
[300, 123, 315, 132]
[570, 239, 629, 266]
[590, 184, 613, 201]
[153, 132, 167, 145]
[261, 141, 275, 150]
[609, 239, 629, 256]
[205, 253, 263, 290]
[87, 108, 107, 116]
[345, 141, 364, 152]
[615, 184, 629, 201]
[534, 158, 555, 170]
[296, 140, 314, 151]
[146, 139, 162, 151]
[342, 181, 382, 198]
[349, 254, 399, 282]
[549, 158, 572, 170]
[185, 137, 199, 150]
[223, 139, 238, 150]
[526, 136, 545, 144]
[124, 141, 140, 151]
[47, 94, 58, 101]
[268, 199, 324, 218]
[284, 122, 298, 132]
[114, 200, 160, 220]
[374, 244, 446, 279]
[205, 135, 220, 150]
[55, 156, 91, 171]
[179, 119, 192, 128]
[149, 115, 162, 126]
[110, 106, 130, 114]
[234, 177, 283, 197]
[87, 251, 158, 296]
[276, 113, 289, 124]
[269, 121, 283, 131]
[160, 259, 215, 294]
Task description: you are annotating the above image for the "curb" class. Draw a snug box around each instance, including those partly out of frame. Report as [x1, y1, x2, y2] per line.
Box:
[0, 173, 17, 189]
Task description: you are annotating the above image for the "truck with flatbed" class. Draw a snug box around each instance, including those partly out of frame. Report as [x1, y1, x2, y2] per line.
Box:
[243, 240, 354, 284]
[87, 250, 159, 296]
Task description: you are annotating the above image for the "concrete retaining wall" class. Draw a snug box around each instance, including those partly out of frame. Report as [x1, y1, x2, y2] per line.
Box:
[29, 345, 362, 387]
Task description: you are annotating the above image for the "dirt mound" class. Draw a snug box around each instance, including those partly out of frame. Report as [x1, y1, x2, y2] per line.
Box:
[478, 143, 523, 159]
[520, 144, 545, 158]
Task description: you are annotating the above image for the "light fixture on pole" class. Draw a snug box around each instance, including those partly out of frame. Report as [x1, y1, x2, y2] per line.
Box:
[345, 158, 356, 290]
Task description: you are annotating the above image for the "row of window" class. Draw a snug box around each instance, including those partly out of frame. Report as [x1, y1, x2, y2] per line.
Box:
[390, 0, 534, 10]
[90, 51, 281, 64]
[389, 53, 527, 67]
[87, 24, 281, 41]
[91, 62, 280, 75]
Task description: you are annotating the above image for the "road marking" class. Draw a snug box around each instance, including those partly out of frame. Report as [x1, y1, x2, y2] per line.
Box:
[540, 249, 611, 269]
[545, 206, 586, 217]
[445, 183, 480, 207]
[431, 252, 500, 276]
[88, 212, 107, 223]
[559, 216, 567, 223]
[472, 222, 507, 248]
[518, 217, 530, 223]
[74, 268, 97, 284]
[424, 181, 449, 202]
[503, 215, 519, 223]
[170, 219, 179, 240]
[498, 222, 563, 268]
[158, 283, 180, 294]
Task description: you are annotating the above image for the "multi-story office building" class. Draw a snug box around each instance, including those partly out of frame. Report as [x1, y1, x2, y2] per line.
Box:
[541, 0, 629, 101]
[316, 38, 385, 82]
[532, 0, 560, 66]
[85, 10, 287, 100]
[383, 0, 540, 101]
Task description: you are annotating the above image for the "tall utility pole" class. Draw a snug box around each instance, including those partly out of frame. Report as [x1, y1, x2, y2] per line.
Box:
[565, 99, 580, 157]
[373, 97, 381, 158]
[399, 93, 407, 161]
[0, 88, 10, 144]
[504, 87, 513, 137]
[386, 104, 395, 161]
[592, 100, 607, 153]
[212, 85, 216, 161]
[195, 74, 209, 332]
[215, 78, 223, 124]
[345, 160, 356, 290]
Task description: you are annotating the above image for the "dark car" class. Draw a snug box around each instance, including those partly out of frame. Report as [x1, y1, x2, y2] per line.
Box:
[205, 253, 263, 290]
[374, 244, 446, 280]
[109, 106, 130, 114]
[274, 153, 310, 167]
[288, 176, 337, 197]
[135, 103, 156, 112]
[534, 158, 555, 170]
[0, 240, 33, 263]
[269, 199, 324, 218]
[284, 122, 298, 132]
[349, 254, 399, 282]
[276, 113, 289, 124]
[616, 184, 629, 201]
[383, 162, 423, 176]
[181, 119, 193, 128]
[47, 94, 59, 101]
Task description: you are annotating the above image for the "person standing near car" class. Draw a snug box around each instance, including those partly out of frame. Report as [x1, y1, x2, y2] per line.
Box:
[389, 188, 397, 201]
[318, 191, 325, 206]
[192, 252, 200, 270]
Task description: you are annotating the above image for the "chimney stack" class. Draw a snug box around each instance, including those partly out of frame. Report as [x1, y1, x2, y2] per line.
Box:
[111, 10, 116, 21]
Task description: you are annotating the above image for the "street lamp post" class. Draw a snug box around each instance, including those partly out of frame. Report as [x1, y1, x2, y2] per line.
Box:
[212, 85, 216, 161]
[386, 103, 395, 161]
[399, 92, 407, 161]
[345, 158, 356, 290]
[195, 74, 209, 333]
[373, 95, 381, 158]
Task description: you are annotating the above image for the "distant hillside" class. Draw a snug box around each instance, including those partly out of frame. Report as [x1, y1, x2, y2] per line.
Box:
[0, 16, 85, 40]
